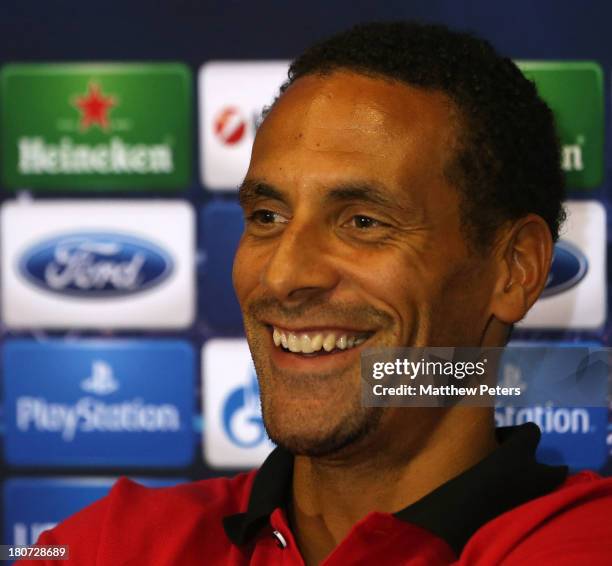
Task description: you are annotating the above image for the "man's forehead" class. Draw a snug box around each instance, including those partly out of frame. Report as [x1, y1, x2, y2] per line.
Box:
[300, 81, 397, 136]
[270, 72, 453, 132]
[257, 70, 457, 162]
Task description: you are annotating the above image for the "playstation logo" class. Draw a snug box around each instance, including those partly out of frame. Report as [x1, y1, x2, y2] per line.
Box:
[80, 360, 119, 395]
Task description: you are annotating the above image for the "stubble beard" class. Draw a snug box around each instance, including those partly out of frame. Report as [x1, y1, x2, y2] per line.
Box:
[246, 323, 384, 458]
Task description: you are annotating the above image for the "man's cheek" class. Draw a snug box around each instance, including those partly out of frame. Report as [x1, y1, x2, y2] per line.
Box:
[232, 248, 250, 300]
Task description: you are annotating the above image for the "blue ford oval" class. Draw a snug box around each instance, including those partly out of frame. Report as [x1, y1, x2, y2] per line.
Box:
[541, 240, 588, 298]
[18, 232, 174, 298]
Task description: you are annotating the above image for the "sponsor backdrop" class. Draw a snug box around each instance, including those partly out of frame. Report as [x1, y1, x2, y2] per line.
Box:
[0, 0, 611, 545]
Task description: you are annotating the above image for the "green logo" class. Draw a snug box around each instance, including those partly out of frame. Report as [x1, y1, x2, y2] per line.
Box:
[517, 61, 604, 189]
[1, 63, 191, 190]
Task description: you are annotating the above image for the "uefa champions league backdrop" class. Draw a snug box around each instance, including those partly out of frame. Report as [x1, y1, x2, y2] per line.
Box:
[1, 0, 612, 546]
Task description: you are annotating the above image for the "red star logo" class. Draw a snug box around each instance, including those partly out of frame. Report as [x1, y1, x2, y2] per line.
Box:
[73, 82, 117, 131]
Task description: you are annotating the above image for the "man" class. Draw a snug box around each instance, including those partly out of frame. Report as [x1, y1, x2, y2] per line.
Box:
[26, 21, 612, 565]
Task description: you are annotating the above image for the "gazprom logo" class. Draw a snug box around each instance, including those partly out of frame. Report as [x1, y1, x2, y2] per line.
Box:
[222, 371, 267, 448]
[18, 232, 173, 297]
[541, 240, 588, 298]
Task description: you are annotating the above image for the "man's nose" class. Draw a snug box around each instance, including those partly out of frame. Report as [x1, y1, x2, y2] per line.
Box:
[260, 219, 340, 303]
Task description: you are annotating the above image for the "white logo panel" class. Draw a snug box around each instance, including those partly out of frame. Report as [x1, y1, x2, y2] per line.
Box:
[199, 61, 290, 191]
[519, 200, 606, 329]
[1, 200, 195, 329]
[202, 339, 274, 468]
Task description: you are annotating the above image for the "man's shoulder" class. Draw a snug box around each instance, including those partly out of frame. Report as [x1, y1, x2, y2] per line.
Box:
[462, 471, 612, 564]
[31, 470, 258, 564]
[63, 470, 257, 530]
[111, 470, 258, 515]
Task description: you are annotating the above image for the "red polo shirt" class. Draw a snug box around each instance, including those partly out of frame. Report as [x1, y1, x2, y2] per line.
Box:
[25, 424, 612, 565]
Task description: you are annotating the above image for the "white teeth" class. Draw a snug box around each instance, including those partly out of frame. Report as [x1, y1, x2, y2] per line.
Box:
[311, 334, 323, 351]
[323, 334, 337, 352]
[288, 333, 300, 352]
[273, 328, 282, 347]
[300, 334, 314, 354]
[272, 327, 369, 354]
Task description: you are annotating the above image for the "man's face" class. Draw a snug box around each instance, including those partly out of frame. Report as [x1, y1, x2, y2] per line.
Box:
[233, 71, 497, 456]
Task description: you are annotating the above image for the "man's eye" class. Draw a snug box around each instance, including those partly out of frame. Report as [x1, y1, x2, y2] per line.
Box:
[247, 209, 287, 224]
[349, 215, 382, 229]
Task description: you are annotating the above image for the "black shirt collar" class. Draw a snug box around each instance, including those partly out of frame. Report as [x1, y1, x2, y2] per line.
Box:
[223, 423, 568, 555]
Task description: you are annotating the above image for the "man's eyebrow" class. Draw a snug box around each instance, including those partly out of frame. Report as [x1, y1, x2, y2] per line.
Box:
[237, 180, 288, 207]
[238, 179, 416, 214]
[325, 183, 400, 209]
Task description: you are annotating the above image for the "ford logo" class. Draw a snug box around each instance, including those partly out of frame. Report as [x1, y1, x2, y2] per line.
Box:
[541, 240, 587, 298]
[18, 232, 174, 297]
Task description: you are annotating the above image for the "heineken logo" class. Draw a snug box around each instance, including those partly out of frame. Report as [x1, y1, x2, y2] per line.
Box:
[1, 63, 191, 189]
[562, 138, 584, 172]
[18, 137, 173, 175]
[74, 82, 117, 132]
[517, 61, 603, 189]
[16, 79, 171, 176]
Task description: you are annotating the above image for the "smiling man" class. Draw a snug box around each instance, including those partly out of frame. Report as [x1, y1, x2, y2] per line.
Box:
[26, 21, 612, 566]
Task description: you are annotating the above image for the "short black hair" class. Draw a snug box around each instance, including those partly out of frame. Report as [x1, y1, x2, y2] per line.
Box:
[280, 21, 566, 252]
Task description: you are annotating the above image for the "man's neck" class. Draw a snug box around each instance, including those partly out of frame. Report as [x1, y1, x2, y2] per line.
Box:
[288, 407, 498, 565]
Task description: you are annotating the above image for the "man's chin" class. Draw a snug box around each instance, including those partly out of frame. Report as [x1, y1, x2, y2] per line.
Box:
[263, 407, 383, 458]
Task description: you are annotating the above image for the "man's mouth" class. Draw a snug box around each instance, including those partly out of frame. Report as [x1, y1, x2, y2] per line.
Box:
[270, 325, 373, 356]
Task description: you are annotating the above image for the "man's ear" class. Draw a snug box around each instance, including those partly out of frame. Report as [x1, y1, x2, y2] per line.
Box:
[490, 214, 553, 325]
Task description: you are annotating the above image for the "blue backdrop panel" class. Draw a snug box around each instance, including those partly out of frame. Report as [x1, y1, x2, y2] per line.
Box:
[4, 340, 195, 467]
